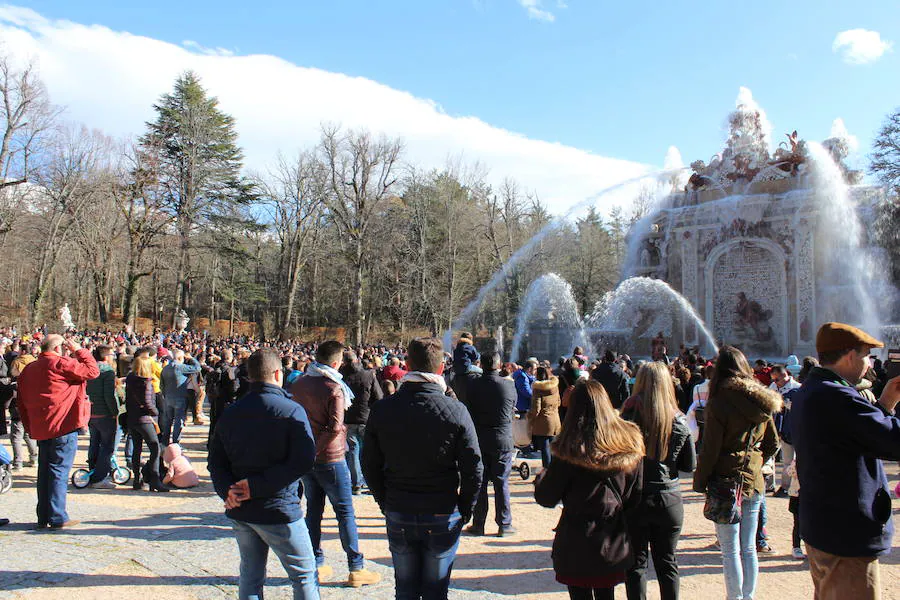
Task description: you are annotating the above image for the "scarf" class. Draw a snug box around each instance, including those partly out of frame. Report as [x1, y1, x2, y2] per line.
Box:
[399, 371, 448, 393]
[304, 362, 355, 407]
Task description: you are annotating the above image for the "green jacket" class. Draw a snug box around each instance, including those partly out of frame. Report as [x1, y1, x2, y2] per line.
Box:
[693, 376, 782, 497]
[86, 363, 120, 417]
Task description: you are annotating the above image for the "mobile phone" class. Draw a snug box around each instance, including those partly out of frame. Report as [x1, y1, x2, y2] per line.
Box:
[885, 350, 900, 381]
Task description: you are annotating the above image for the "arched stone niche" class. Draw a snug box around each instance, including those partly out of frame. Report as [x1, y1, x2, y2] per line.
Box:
[704, 238, 789, 356]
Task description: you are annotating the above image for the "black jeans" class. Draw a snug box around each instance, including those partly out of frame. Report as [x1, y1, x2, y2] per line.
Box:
[473, 450, 513, 528]
[789, 496, 800, 549]
[625, 496, 684, 600]
[130, 422, 161, 481]
[567, 586, 615, 599]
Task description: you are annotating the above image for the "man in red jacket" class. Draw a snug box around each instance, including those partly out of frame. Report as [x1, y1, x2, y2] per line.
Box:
[18, 334, 99, 529]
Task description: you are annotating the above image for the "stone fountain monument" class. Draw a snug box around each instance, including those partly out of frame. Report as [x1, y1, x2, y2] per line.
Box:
[625, 90, 890, 358]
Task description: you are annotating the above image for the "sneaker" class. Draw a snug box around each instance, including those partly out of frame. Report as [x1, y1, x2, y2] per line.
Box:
[11, 464, 21, 472]
[347, 568, 382, 588]
[24, 459, 35, 468]
[317, 565, 333, 581]
[352, 486, 361, 495]
[89, 478, 117, 490]
[757, 541, 775, 554]
[497, 525, 517, 537]
[49, 520, 80, 530]
[465, 524, 485, 536]
[792, 547, 806, 560]
[0, 518, 9, 526]
[772, 487, 788, 498]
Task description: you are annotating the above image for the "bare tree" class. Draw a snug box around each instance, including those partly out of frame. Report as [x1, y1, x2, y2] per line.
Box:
[258, 150, 325, 333]
[319, 125, 403, 345]
[28, 126, 112, 324]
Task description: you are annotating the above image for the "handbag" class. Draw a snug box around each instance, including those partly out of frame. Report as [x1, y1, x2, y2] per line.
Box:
[703, 425, 755, 524]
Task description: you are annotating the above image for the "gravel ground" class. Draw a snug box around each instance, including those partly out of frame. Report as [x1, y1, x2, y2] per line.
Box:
[1, 423, 898, 599]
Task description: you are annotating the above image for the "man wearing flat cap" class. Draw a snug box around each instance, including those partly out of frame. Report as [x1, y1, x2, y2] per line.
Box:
[792, 322, 900, 599]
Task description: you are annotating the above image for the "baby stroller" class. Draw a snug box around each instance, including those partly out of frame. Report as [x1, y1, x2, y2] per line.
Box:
[0, 444, 12, 494]
[512, 416, 542, 481]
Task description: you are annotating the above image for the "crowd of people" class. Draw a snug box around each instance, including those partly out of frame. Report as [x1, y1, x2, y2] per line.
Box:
[1, 320, 899, 600]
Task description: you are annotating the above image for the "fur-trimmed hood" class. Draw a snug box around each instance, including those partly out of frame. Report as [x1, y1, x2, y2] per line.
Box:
[552, 445, 643, 474]
[532, 376, 559, 395]
[715, 376, 783, 423]
[457, 336, 474, 346]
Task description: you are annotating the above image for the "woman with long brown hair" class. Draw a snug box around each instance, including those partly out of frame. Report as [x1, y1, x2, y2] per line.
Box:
[621, 362, 695, 600]
[693, 346, 780, 600]
[535, 380, 644, 600]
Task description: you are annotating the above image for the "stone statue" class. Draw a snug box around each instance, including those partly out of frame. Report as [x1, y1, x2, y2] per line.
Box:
[651, 331, 667, 362]
[58, 303, 74, 330]
[174, 309, 190, 332]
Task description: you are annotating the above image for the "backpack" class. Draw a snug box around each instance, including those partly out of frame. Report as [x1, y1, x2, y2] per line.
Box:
[775, 388, 797, 445]
[694, 399, 706, 442]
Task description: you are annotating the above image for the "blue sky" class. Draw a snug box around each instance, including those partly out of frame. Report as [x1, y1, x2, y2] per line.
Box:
[2, 1, 898, 210]
[17, 0, 899, 165]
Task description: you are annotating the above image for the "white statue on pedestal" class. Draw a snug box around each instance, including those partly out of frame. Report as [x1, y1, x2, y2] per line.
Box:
[59, 303, 74, 330]
[174, 309, 190, 332]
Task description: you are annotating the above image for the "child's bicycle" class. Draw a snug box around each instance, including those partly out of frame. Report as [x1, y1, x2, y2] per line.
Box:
[0, 444, 12, 494]
[71, 456, 132, 489]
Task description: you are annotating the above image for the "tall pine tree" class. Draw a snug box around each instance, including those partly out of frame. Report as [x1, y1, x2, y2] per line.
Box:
[140, 71, 251, 319]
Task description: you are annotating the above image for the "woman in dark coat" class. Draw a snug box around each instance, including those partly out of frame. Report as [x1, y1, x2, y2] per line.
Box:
[126, 356, 168, 492]
[693, 346, 780, 600]
[535, 380, 645, 600]
[621, 362, 696, 600]
[529, 366, 562, 468]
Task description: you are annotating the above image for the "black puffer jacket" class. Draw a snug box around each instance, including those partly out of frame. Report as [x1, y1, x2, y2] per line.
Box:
[341, 363, 383, 425]
[463, 370, 517, 455]
[622, 404, 696, 502]
[362, 381, 483, 519]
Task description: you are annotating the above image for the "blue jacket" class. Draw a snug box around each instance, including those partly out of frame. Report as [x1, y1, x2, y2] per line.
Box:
[513, 369, 535, 412]
[160, 358, 201, 401]
[792, 367, 900, 557]
[208, 382, 317, 524]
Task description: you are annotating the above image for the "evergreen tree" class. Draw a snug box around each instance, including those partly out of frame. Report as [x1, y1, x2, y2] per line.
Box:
[140, 71, 251, 319]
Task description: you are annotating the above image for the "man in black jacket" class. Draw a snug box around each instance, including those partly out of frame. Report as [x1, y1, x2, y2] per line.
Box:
[208, 348, 320, 599]
[591, 349, 630, 409]
[340, 350, 383, 494]
[362, 337, 482, 600]
[463, 352, 517, 537]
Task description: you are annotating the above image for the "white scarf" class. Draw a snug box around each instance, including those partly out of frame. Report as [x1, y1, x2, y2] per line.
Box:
[399, 371, 448, 393]
[304, 362, 355, 407]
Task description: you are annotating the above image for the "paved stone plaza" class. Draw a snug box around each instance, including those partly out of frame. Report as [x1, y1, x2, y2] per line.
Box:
[1, 425, 898, 599]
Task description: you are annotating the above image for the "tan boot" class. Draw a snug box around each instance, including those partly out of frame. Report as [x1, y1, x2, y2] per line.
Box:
[317, 565, 333, 581]
[193, 398, 206, 425]
[347, 568, 382, 587]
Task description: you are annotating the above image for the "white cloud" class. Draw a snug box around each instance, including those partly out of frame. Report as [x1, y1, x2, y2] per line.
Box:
[517, 0, 556, 22]
[182, 40, 234, 57]
[832, 29, 892, 64]
[0, 6, 647, 215]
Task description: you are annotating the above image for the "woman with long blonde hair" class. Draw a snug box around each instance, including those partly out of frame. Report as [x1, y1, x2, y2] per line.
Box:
[621, 362, 696, 600]
[535, 380, 644, 600]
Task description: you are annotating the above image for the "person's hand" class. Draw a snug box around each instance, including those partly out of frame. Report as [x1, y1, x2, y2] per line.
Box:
[224, 494, 242, 510]
[878, 376, 900, 414]
[65, 338, 81, 352]
[229, 479, 251, 502]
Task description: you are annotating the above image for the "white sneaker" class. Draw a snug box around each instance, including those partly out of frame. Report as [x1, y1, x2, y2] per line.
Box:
[90, 478, 117, 490]
[792, 547, 805, 560]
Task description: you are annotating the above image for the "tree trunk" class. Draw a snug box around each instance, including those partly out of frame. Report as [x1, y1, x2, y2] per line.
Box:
[352, 240, 364, 346]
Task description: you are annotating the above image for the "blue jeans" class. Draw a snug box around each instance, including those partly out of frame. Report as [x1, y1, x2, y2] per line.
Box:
[756, 494, 768, 544]
[36, 431, 78, 527]
[302, 460, 364, 570]
[385, 511, 463, 600]
[473, 450, 512, 528]
[531, 435, 552, 468]
[87, 417, 118, 483]
[715, 492, 762, 600]
[160, 396, 187, 445]
[345, 424, 366, 489]
[231, 518, 320, 600]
